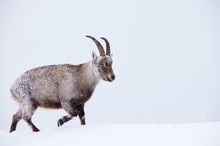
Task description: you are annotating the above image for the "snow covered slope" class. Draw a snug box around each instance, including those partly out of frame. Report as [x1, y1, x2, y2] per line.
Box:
[1, 122, 220, 146]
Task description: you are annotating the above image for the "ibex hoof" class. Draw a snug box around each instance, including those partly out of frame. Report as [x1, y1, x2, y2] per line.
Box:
[33, 128, 40, 132]
[57, 119, 64, 127]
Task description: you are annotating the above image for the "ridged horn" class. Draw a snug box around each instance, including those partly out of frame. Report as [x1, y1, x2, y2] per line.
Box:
[100, 37, 110, 56]
[86, 35, 105, 56]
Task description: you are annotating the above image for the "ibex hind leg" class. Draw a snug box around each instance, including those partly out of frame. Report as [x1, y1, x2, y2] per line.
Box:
[9, 109, 22, 133]
[24, 118, 39, 132]
[22, 101, 39, 132]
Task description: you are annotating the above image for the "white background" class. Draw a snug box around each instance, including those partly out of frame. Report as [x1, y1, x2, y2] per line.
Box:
[0, 0, 220, 131]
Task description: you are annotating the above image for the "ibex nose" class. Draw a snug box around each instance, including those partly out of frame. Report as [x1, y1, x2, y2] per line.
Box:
[107, 74, 115, 82]
[111, 74, 115, 81]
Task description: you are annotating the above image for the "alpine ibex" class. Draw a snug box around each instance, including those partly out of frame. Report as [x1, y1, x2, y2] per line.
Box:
[9, 35, 115, 132]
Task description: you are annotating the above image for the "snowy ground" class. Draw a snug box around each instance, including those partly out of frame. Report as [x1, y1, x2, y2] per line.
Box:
[0, 122, 220, 146]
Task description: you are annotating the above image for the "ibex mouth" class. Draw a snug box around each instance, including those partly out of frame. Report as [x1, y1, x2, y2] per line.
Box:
[107, 77, 112, 82]
[106, 74, 115, 82]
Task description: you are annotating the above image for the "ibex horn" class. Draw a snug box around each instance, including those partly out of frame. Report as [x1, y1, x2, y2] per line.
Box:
[86, 35, 105, 56]
[100, 37, 110, 56]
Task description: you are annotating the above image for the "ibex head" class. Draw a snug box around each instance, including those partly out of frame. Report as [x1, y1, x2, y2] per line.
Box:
[86, 35, 115, 82]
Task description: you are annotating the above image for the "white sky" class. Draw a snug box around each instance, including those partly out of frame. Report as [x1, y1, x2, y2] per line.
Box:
[0, 0, 220, 130]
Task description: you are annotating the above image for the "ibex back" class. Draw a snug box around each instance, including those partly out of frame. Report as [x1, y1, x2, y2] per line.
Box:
[9, 36, 115, 132]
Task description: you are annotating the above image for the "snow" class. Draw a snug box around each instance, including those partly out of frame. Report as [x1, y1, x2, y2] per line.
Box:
[1, 122, 220, 146]
[0, 1, 220, 146]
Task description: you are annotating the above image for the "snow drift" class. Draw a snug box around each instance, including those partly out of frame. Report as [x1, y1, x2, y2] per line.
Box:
[1, 122, 220, 146]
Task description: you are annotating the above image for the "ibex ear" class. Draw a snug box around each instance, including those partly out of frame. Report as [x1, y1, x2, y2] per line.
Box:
[92, 52, 98, 62]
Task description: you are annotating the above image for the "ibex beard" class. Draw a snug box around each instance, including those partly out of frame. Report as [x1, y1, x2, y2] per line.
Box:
[9, 35, 115, 132]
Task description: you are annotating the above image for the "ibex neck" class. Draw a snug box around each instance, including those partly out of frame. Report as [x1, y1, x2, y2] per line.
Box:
[82, 61, 100, 86]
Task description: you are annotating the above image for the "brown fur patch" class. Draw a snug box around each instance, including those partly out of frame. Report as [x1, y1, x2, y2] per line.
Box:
[40, 99, 62, 109]
[77, 64, 84, 73]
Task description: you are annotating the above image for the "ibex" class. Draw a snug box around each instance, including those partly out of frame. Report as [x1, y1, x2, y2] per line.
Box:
[9, 35, 115, 132]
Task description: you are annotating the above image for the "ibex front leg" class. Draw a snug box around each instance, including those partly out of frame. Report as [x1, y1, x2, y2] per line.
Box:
[76, 104, 86, 125]
[57, 101, 77, 127]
